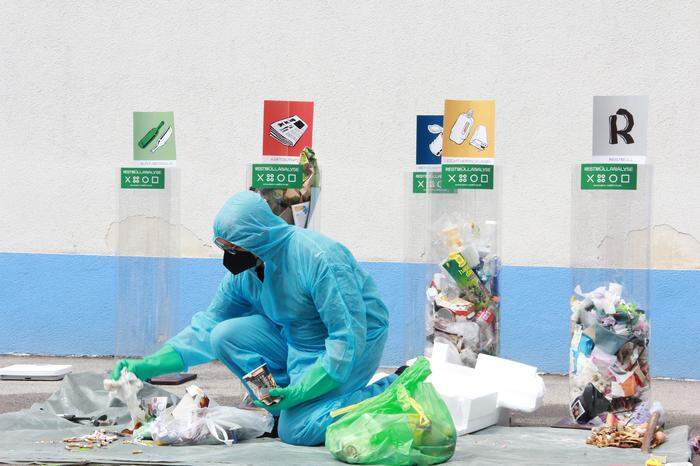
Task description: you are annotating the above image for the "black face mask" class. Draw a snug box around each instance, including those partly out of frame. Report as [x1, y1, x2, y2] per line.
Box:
[223, 250, 258, 275]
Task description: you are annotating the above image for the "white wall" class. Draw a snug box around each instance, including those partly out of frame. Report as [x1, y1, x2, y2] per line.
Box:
[2, 1, 698, 268]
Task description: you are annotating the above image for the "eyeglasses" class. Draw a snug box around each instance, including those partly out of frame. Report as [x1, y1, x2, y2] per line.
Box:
[214, 237, 245, 255]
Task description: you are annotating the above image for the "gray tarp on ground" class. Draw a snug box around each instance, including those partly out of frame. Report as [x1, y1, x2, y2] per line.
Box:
[0, 372, 691, 465]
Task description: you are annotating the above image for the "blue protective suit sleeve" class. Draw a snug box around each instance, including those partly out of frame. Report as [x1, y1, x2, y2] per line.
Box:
[309, 260, 368, 384]
[166, 273, 252, 369]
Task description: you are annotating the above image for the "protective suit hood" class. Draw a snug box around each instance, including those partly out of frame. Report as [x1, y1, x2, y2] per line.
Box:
[213, 191, 293, 262]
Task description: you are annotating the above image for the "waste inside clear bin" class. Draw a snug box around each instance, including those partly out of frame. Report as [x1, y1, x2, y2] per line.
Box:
[569, 164, 652, 425]
[424, 172, 501, 367]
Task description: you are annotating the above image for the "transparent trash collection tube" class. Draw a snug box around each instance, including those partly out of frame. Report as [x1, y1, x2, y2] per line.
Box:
[403, 171, 433, 362]
[115, 168, 180, 357]
[568, 165, 652, 425]
[422, 169, 501, 367]
[247, 147, 321, 231]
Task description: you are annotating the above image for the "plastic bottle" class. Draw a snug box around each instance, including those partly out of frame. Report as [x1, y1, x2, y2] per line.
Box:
[138, 121, 164, 149]
[449, 110, 474, 145]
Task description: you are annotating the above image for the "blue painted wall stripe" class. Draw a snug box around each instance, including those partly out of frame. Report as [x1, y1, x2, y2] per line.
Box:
[0, 253, 698, 379]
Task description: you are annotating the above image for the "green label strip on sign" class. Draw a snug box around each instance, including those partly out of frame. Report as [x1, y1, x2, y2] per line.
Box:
[121, 168, 165, 189]
[442, 164, 494, 190]
[413, 172, 427, 193]
[581, 163, 637, 190]
[252, 164, 303, 189]
[413, 172, 456, 194]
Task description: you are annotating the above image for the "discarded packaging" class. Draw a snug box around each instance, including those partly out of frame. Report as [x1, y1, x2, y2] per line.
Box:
[0, 364, 73, 381]
[689, 433, 700, 455]
[63, 429, 119, 451]
[426, 218, 500, 367]
[326, 357, 456, 465]
[150, 385, 274, 446]
[144, 396, 169, 420]
[243, 363, 280, 406]
[104, 369, 146, 429]
[586, 422, 666, 449]
[409, 353, 545, 435]
[172, 385, 209, 419]
[291, 201, 310, 227]
[569, 283, 650, 425]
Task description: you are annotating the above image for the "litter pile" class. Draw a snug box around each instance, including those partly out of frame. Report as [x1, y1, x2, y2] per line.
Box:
[63, 430, 119, 451]
[586, 424, 665, 449]
[586, 413, 666, 450]
[100, 370, 273, 449]
[425, 219, 500, 367]
[569, 282, 650, 425]
[252, 146, 319, 228]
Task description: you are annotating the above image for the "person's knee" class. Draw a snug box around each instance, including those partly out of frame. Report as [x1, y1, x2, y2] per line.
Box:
[278, 410, 326, 446]
[210, 318, 255, 359]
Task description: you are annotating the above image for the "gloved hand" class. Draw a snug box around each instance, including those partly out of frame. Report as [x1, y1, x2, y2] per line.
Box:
[254, 359, 340, 411]
[111, 344, 184, 381]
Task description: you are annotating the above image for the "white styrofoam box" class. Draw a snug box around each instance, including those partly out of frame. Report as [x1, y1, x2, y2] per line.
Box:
[474, 354, 545, 412]
[431, 340, 464, 366]
[427, 362, 500, 435]
[0, 364, 73, 380]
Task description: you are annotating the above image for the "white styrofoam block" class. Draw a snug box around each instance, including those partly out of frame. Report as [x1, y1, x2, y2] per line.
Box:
[475, 353, 537, 377]
[432, 341, 463, 366]
[427, 359, 500, 435]
[440, 388, 499, 435]
[474, 354, 545, 412]
[0, 364, 73, 377]
[404, 354, 546, 434]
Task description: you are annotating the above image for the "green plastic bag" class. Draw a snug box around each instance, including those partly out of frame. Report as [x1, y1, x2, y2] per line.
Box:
[325, 357, 456, 465]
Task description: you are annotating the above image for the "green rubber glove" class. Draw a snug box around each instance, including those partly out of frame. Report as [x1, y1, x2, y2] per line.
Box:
[254, 359, 340, 411]
[111, 345, 184, 381]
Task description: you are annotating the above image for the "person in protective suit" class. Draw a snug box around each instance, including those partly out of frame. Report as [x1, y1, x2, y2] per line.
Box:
[112, 190, 394, 445]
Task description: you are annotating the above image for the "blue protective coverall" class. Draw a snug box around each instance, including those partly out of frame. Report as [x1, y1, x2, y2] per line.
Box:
[167, 191, 394, 445]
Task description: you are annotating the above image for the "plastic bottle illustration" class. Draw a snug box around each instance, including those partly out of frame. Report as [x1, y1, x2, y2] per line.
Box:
[449, 110, 474, 145]
[138, 121, 164, 149]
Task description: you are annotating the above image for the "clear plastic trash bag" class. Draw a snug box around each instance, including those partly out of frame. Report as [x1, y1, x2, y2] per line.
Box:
[151, 405, 274, 446]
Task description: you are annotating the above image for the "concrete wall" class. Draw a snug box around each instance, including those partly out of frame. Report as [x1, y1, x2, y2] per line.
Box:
[1, 1, 699, 376]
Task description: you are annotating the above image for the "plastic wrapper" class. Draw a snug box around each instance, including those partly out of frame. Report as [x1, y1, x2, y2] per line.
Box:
[252, 147, 320, 228]
[242, 363, 280, 406]
[689, 427, 700, 455]
[425, 214, 500, 367]
[151, 405, 274, 446]
[325, 357, 456, 465]
[103, 369, 146, 429]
